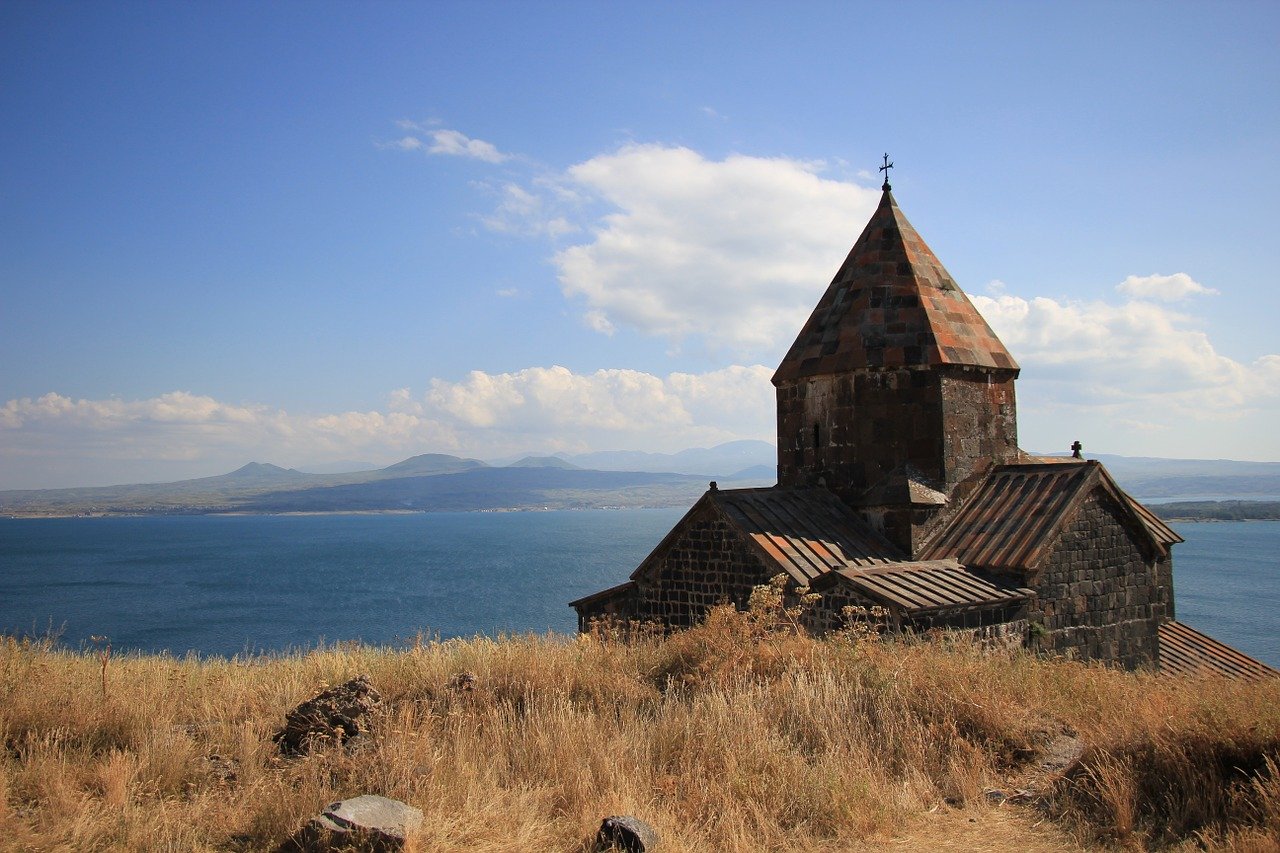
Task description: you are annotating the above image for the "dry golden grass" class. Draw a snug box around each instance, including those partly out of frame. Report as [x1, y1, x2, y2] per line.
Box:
[2, 599, 1278, 852]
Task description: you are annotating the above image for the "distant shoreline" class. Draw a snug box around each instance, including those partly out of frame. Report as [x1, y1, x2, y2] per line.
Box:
[0, 504, 686, 520]
[6, 500, 1280, 522]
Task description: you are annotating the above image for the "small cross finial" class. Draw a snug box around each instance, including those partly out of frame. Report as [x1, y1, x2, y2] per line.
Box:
[879, 153, 893, 190]
[1071, 440, 1083, 459]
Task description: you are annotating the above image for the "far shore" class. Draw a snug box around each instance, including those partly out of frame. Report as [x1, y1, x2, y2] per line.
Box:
[0, 504, 687, 520]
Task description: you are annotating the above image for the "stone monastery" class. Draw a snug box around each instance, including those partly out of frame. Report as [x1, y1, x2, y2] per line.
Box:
[572, 170, 1275, 679]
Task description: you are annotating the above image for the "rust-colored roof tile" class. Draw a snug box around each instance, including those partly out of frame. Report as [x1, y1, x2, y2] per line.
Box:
[774, 189, 1018, 384]
[709, 487, 904, 584]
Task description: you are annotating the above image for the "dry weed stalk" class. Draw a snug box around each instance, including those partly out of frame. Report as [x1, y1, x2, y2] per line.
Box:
[88, 635, 110, 700]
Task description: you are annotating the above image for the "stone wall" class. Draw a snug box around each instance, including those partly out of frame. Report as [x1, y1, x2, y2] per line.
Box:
[803, 583, 881, 635]
[1024, 492, 1171, 668]
[776, 366, 1017, 506]
[803, 581, 1027, 644]
[777, 369, 941, 502]
[937, 368, 1018, 489]
[632, 506, 775, 629]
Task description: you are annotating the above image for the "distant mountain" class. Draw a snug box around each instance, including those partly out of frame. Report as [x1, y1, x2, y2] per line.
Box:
[0, 450, 750, 516]
[218, 462, 310, 483]
[377, 453, 488, 477]
[5, 445, 1279, 518]
[506, 456, 582, 469]
[568, 440, 776, 476]
[727, 464, 776, 482]
[240, 467, 710, 513]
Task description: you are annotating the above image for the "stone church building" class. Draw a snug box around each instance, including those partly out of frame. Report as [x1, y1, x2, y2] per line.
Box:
[571, 175, 1274, 679]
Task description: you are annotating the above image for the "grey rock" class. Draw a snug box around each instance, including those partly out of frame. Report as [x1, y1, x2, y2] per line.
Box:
[273, 675, 383, 755]
[594, 815, 659, 852]
[284, 795, 423, 852]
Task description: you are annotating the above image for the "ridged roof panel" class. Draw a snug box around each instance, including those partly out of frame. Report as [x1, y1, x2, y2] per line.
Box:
[1158, 621, 1277, 681]
[825, 559, 1035, 614]
[923, 463, 1096, 570]
[924, 461, 1179, 571]
[712, 487, 904, 582]
[773, 189, 1017, 384]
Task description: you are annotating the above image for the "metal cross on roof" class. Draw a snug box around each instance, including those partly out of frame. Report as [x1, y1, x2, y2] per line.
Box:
[879, 153, 893, 190]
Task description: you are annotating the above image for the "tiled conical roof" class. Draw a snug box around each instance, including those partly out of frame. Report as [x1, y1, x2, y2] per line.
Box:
[773, 189, 1018, 384]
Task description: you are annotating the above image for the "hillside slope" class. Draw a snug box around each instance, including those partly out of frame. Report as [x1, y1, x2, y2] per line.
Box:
[4, 612, 1277, 851]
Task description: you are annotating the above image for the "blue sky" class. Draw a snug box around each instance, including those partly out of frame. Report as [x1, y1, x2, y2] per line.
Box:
[2, 1, 1278, 488]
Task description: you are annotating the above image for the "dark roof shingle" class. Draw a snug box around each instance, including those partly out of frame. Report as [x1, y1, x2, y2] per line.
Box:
[773, 189, 1017, 384]
[710, 487, 903, 582]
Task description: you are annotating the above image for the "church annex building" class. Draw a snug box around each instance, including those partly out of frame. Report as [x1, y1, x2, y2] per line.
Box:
[571, 172, 1274, 679]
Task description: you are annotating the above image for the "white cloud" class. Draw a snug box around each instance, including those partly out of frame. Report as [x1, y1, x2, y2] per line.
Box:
[389, 122, 509, 163]
[0, 366, 776, 488]
[423, 364, 773, 445]
[547, 144, 879, 355]
[971, 287, 1280, 456]
[1116, 272, 1219, 302]
[395, 135, 876, 355]
[480, 183, 577, 237]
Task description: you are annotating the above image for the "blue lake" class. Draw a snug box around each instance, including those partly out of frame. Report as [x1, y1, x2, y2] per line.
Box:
[1, 512, 1276, 666]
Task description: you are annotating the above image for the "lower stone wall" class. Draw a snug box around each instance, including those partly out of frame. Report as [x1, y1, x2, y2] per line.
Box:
[926, 618, 1029, 653]
[633, 507, 776, 629]
[1025, 492, 1171, 669]
[803, 584, 881, 635]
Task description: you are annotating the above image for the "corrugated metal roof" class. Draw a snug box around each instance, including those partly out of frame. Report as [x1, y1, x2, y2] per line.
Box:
[923, 463, 1098, 570]
[568, 580, 636, 610]
[773, 189, 1017, 384]
[923, 461, 1176, 572]
[1158, 621, 1277, 681]
[712, 487, 903, 583]
[820, 559, 1034, 614]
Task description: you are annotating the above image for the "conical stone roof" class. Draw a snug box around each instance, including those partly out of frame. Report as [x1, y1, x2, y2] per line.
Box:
[773, 189, 1018, 384]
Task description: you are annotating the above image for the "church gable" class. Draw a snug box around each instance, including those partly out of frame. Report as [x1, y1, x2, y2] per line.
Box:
[1027, 488, 1172, 667]
[628, 494, 779, 629]
[596, 487, 905, 630]
[923, 460, 1172, 574]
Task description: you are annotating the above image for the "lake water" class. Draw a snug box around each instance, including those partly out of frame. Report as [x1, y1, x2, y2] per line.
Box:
[1, 512, 1276, 667]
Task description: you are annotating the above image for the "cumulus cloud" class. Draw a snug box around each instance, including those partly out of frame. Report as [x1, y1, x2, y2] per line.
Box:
[0, 366, 776, 488]
[547, 144, 879, 355]
[971, 286, 1280, 456]
[393, 134, 877, 354]
[0, 391, 451, 471]
[423, 364, 774, 446]
[1116, 272, 1219, 302]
